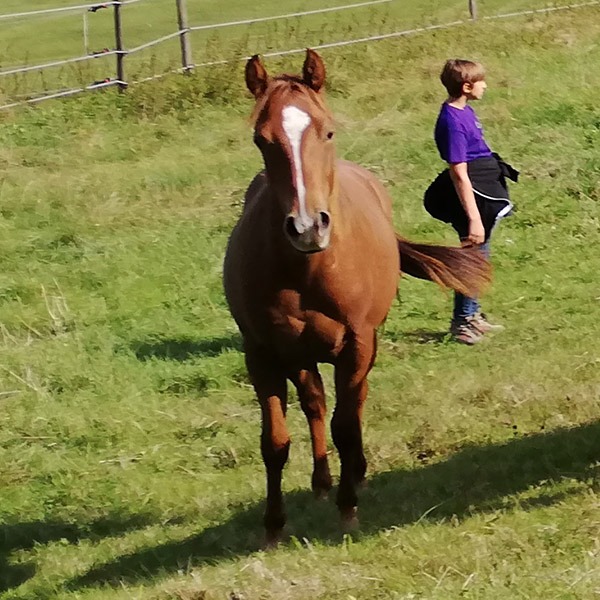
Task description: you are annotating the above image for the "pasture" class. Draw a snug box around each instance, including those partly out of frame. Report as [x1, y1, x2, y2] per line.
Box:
[0, 1, 599, 598]
[0, 0, 592, 99]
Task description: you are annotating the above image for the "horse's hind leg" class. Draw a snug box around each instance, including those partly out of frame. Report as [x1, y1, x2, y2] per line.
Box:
[332, 330, 377, 528]
[290, 365, 332, 499]
[245, 346, 290, 545]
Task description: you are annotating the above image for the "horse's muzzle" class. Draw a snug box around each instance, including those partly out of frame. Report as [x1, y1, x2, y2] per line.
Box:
[284, 211, 331, 253]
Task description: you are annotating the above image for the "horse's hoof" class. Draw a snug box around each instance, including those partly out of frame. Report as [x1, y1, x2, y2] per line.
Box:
[312, 469, 333, 498]
[341, 507, 359, 532]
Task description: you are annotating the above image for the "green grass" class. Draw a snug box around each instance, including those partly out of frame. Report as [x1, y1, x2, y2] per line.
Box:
[0, 2, 600, 599]
[1, 0, 590, 100]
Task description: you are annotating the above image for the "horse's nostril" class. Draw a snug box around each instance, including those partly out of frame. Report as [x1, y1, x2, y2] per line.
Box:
[319, 211, 331, 229]
[285, 216, 300, 238]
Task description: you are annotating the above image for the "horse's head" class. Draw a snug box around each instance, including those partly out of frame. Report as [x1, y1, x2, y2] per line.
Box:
[246, 49, 336, 254]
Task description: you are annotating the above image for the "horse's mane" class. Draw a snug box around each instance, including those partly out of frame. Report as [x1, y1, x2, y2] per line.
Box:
[249, 75, 330, 126]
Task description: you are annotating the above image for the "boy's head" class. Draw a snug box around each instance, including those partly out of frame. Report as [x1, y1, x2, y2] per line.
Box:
[440, 59, 486, 99]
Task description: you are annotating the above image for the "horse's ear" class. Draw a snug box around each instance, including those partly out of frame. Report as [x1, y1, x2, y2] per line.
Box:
[245, 54, 269, 99]
[302, 48, 326, 92]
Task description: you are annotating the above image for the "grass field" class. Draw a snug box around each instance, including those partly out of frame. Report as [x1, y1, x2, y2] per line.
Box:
[1, 0, 591, 100]
[0, 1, 599, 599]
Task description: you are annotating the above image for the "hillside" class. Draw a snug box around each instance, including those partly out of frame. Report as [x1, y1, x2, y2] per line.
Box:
[0, 3, 599, 599]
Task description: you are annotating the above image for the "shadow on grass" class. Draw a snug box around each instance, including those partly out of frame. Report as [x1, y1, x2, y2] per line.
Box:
[131, 334, 242, 361]
[0, 513, 157, 593]
[381, 328, 449, 346]
[68, 420, 600, 589]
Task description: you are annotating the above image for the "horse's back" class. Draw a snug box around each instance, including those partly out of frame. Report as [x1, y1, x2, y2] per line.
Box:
[334, 158, 398, 275]
[337, 159, 394, 223]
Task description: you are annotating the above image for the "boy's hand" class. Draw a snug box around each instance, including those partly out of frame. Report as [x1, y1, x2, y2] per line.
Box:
[463, 219, 485, 246]
[449, 163, 486, 246]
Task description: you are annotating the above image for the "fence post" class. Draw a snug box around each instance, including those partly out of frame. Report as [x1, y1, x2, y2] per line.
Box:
[83, 11, 89, 55]
[175, 0, 193, 72]
[113, 1, 126, 91]
[468, 0, 478, 20]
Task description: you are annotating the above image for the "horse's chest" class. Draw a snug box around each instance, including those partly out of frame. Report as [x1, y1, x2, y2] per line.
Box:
[263, 290, 346, 361]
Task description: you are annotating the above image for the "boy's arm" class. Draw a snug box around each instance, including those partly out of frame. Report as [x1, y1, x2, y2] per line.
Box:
[448, 162, 485, 246]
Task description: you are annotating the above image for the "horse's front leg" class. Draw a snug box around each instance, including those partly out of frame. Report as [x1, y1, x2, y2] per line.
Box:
[290, 365, 332, 499]
[332, 330, 377, 529]
[245, 346, 290, 545]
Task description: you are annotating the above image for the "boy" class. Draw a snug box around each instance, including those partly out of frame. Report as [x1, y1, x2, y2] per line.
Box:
[424, 59, 517, 345]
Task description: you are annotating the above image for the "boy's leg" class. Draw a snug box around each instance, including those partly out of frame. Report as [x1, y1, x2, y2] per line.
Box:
[450, 241, 490, 344]
[452, 291, 480, 322]
[453, 239, 489, 319]
[469, 240, 504, 332]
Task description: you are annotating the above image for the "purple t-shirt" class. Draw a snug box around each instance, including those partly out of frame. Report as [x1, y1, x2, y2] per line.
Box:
[434, 103, 492, 164]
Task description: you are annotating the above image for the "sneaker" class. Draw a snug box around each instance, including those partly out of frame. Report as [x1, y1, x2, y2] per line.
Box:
[450, 319, 484, 345]
[471, 312, 504, 333]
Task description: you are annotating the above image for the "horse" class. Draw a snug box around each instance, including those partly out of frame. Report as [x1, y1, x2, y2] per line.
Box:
[223, 49, 490, 544]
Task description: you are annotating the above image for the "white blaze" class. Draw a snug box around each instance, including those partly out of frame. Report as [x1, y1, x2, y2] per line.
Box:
[282, 105, 312, 228]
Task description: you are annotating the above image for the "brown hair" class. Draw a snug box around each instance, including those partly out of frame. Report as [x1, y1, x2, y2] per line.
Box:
[440, 59, 485, 98]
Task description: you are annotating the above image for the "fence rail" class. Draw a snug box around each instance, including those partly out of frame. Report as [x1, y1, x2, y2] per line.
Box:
[0, 0, 144, 21]
[0, 79, 123, 111]
[0, 0, 599, 110]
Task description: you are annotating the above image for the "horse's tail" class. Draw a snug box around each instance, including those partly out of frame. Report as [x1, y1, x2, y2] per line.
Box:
[397, 236, 492, 298]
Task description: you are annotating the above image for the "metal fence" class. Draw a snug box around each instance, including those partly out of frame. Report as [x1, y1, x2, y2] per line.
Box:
[0, 0, 599, 110]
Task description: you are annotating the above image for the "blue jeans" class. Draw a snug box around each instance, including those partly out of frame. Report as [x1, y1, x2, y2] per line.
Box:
[453, 240, 490, 322]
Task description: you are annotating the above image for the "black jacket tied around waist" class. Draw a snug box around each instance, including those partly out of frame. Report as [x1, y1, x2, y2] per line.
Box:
[424, 154, 519, 241]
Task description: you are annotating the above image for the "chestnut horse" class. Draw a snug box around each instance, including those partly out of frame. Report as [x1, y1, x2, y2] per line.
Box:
[223, 50, 490, 543]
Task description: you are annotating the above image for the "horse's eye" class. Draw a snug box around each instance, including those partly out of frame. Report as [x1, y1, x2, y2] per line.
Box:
[326, 131, 335, 140]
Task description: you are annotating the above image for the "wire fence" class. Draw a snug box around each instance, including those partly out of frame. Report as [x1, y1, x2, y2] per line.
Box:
[0, 0, 599, 111]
